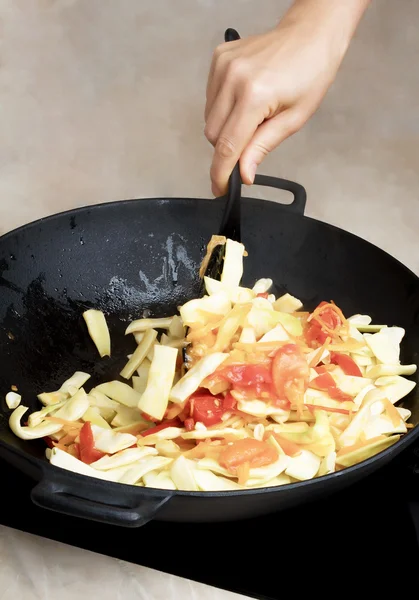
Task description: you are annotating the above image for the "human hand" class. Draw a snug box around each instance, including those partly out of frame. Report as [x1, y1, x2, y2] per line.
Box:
[204, 0, 370, 196]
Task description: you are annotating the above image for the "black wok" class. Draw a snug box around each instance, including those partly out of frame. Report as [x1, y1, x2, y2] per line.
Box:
[0, 174, 418, 528]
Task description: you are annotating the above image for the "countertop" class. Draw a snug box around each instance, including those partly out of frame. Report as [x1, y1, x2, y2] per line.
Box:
[0, 1, 418, 598]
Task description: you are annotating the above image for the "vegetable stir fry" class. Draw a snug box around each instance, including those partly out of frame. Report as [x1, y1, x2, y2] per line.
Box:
[7, 237, 417, 491]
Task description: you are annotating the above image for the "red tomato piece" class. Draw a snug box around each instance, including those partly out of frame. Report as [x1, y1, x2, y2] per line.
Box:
[217, 364, 273, 387]
[310, 372, 353, 402]
[219, 439, 278, 473]
[223, 392, 237, 411]
[141, 418, 182, 437]
[184, 417, 195, 431]
[272, 344, 309, 401]
[79, 422, 106, 464]
[44, 436, 54, 449]
[256, 292, 269, 299]
[191, 394, 224, 426]
[330, 352, 363, 377]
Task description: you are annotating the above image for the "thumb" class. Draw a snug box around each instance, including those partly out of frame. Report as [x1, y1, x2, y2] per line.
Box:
[239, 109, 304, 185]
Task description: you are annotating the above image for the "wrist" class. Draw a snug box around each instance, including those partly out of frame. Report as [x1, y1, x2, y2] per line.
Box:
[276, 0, 371, 61]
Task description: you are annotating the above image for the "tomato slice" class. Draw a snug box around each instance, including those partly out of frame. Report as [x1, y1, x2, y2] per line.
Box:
[305, 301, 342, 347]
[184, 417, 195, 431]
[223, 392, 237, 411]
[217, 364, 273, 387]
[191, 394, 224, 426]
[272, 343, 309, 402]
[141, 418, 182, 437]
[219, 438, 278, 474]
[256, 292, 269, 299]
[310, 372, 353, 402]
[330, 352, 362, 377]
[79, 422, 106, 464]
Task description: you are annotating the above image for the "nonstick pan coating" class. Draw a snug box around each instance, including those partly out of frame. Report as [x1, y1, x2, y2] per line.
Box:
[0, 175, 418, 527]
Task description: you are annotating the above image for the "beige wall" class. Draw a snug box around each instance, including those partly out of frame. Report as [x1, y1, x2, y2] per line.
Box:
[1, 0, 418, 272]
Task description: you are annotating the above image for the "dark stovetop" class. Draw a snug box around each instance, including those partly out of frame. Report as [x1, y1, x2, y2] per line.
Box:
[2, 446, 419, 600]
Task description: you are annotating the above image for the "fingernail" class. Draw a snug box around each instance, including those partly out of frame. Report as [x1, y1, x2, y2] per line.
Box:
[248, 162, 257, 184]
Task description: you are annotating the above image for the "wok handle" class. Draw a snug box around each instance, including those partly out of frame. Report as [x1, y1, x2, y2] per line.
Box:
[251, 174, 307, 215]
[31, 478, 173, 528]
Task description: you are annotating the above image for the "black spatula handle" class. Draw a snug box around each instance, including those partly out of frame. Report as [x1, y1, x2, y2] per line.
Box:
[218, 27, 242, 242]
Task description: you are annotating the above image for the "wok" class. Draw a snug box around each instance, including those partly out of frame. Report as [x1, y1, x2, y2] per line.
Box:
[0, 174, 418, 528]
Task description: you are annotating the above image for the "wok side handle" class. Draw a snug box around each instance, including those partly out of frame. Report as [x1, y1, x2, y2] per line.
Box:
[31, 478, 173, 528]
[250, 174, 307, 215]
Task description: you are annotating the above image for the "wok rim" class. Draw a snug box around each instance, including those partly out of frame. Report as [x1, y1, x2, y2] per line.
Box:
[0, 194, 418, 499]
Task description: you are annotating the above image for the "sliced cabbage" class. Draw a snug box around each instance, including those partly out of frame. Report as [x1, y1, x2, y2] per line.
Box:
[363, 327, 405, 364]
[373, 375, 416, 403]
[28, 400, 66, 428]
[142, 470, 177, 490]
[258, 323, 290, 342]
[170, 455, 199, 491]
[363, 411, 407, 439]
[49, 447, 124, 481]
[336, 435, 400, 467]
[53, 388, 90, 421]
[138, 345, 178, 421]
[125, 317, 173, 335]
[252, 278, 273, 294]
[306, 348, 330, 367]
[180, 291, 231, 326]
[38, 371, 91, 406]
[196, 458, 235, 478]
[181, 427, 248, 441]
[365, 364, 417, 379]
[304, 388, 356, 413]
[274, 312, 303, 337]
[88, 389, 119, 422]
[90, 424, 137, 454]
[318, 451, 336, 476]
[285, 450, 321, 481]
[118, 456, 173, 485]
[59, 371, 91, 397]
[90, 447, 157, 470]
[139, 427, 184, 446]
[5, 391, 21, 409]
[82, 407, 111, 429]
[204, 277, 255, 304]
[220, 239, 245, 288]
[239, 327, 256, 343]
[273, 293, 303, 313]
[330, 370, 373, 397]
[194, 469, 243, 491]
[247, 474, 292, 488]
[397, 407, 412, 421]
[154, 439, 181, 458]
[168, 315, 185, 339]
[245, 454, 290, 486]
[169, 352, 228, 403]
[236, 398, 290, 421]
[110, 405, 144, 428]
[353, 384, 376, 408]
[95, 381, 142, 408]
[120, 328, 157, 379]
[338, 388, 386, 447]
[9, 405, 63, 440]
[83, 309, 111, 358]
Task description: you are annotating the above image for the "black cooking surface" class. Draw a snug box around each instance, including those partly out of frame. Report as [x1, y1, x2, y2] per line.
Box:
[2, 444, 419, 599]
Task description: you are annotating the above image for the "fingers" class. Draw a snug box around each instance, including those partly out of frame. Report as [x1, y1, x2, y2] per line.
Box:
[204, 84, 235, 146]
[209, 99, 264, 197]
[239, 109, 306, 185]
[205, 44, 234, 122]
